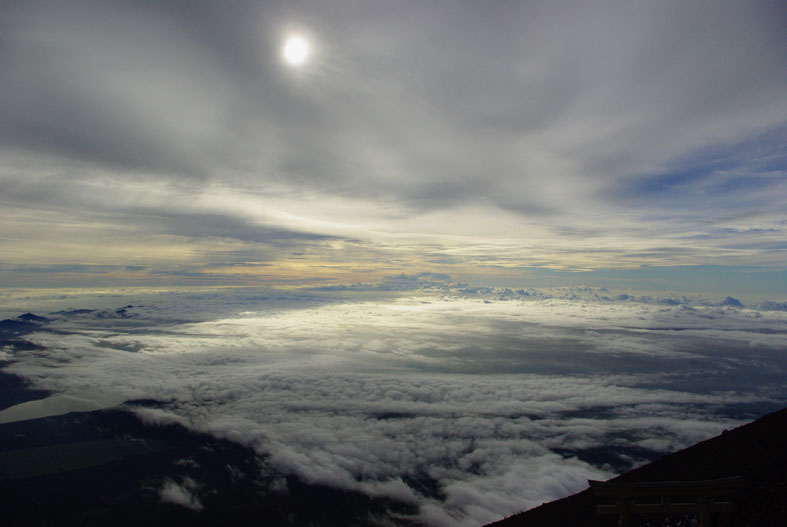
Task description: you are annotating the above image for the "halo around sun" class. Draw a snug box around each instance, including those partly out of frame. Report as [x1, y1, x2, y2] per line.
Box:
[282, 35, 310, 67]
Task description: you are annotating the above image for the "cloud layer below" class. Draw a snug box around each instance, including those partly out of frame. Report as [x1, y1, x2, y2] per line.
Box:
[3, 287, 785, 525]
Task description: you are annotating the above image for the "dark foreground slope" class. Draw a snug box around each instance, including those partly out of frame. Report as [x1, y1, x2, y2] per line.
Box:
[487, 407, 787, 527]
[0, 407, 422, 527]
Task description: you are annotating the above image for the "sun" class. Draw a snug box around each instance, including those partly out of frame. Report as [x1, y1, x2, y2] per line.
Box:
[282, 35, 310, 67]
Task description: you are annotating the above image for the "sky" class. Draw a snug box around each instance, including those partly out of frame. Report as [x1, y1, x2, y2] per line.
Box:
[1, 0, 786, 297]
[2, 285, 786, 525]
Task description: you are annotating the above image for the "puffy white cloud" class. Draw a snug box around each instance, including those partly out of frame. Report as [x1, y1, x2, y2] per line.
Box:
[159, 477, 204, 511]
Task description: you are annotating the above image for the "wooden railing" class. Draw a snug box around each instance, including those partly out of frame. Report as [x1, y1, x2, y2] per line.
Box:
[588, 476, 743, 527]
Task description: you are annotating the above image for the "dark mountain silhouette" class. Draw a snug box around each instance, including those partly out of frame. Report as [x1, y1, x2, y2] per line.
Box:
[486, 407, 787, 526]
[720, 296, 744, 308]
[51, 309, 96, 316]
[0, 372, 51, 411]
[0, 318, 45, 338]
[0, 312, 52, 341]
[16, 313, 50, 324]
[0, 314, 53, 409]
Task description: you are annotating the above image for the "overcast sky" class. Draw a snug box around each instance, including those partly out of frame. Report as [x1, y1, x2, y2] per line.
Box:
[1, 0, 785, 295]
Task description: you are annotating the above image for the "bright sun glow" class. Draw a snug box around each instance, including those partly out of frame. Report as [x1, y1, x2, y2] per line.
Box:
[282, 35, 310, 66]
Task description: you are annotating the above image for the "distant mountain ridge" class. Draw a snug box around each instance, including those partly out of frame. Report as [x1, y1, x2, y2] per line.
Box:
[486, 407, 787, 526]
[0, 313, 50, 339]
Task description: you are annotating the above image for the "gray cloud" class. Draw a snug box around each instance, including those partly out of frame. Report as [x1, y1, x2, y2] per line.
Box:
[139, 211, 339, 245]
[1, 1, 785, 283]
[2, 1, 784, 207]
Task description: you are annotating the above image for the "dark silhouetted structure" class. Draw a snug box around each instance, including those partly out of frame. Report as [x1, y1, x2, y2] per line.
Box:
[589, 476, 743, 526]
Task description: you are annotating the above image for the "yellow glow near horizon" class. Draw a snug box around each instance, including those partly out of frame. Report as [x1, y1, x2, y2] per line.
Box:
[282, 35, 310, 66]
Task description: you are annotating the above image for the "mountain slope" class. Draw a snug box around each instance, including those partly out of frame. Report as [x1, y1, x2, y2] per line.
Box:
[487, 407, 787, 526]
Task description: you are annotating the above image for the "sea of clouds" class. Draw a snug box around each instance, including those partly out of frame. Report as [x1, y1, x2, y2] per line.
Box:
[1, 282, 786, 526]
